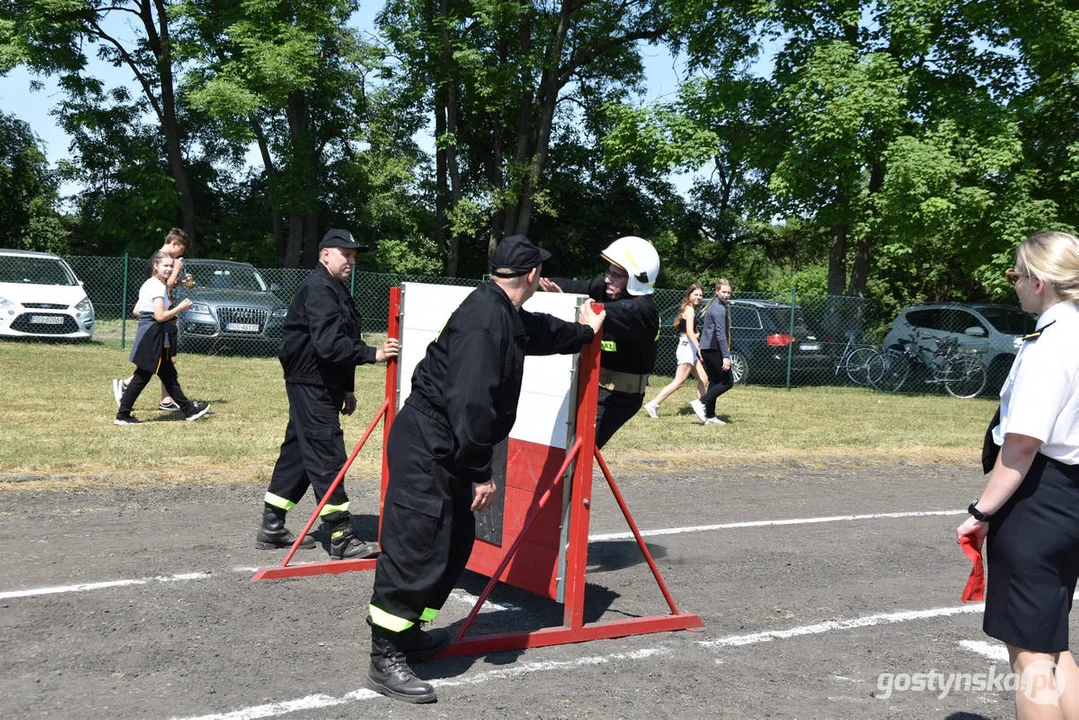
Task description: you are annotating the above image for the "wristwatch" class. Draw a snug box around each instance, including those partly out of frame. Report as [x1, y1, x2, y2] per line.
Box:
[967, 500, 993, 522]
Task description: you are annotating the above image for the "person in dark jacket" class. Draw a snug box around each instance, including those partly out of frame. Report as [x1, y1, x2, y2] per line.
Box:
[257, 229, 399, 560]
[540, 235, 661, 448]
[114, 251, 210, 425]
[365, 235, 605, 704]
[694, 278, 733, 424]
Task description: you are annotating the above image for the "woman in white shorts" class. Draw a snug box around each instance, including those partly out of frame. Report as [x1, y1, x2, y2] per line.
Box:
[643, 283, 708, 418]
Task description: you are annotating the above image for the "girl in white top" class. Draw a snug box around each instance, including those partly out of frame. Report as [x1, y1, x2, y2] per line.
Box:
[957, 230, 1079, 718]
[642, 283, 709, 418]
[114, 251, 209, 424]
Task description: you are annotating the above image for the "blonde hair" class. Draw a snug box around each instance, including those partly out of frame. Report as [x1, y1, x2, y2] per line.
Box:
[1017, 231, 1079, 301]
[674, 283, 704, 327]
[704, 278, 733, 315]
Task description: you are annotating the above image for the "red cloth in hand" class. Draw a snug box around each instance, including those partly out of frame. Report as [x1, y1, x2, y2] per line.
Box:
[959, 535, 985, 602]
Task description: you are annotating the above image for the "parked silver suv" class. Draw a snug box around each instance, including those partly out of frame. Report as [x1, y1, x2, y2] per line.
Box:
[881, 303, 1035, 391]
[174, 259, 288, 354]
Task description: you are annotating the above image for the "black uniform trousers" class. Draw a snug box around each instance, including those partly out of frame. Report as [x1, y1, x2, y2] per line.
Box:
[595, 387, 644, 449]
[266, 382, 350, 523]
[369, 401, 476, 631]
[119, 346, 192, 416]
[700, 349, 733, 417]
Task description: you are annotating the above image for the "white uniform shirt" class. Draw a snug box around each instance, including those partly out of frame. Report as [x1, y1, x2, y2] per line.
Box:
[995, 300, 1079, 464]
[136, 277, 171, 348]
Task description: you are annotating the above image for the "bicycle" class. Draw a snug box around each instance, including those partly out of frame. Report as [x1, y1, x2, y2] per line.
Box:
[867, 330, 988, 398]
[833, 332, 878, 385]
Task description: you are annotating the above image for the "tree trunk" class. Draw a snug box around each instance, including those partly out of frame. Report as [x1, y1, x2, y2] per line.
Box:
[251, 119, 286, 263]
[828, 222, 848, 296]
[285, 212, 304, 267]
[141, 0, 197, 245]
[848, 163, 884, 297]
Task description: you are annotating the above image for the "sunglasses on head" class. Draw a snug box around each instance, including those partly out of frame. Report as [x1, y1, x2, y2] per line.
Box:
[1004, 267, 1030, 287]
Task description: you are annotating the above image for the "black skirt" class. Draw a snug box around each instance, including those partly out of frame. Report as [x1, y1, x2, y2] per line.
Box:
[984, 453, 1079, 653]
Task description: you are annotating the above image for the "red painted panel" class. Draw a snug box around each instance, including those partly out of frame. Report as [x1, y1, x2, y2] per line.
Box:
[466, 438, 568, 599]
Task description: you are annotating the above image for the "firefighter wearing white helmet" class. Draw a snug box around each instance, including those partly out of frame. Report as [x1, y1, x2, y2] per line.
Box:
[540, 235, 661, 447]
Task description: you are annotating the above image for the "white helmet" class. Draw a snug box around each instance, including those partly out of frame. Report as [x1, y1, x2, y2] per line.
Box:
[601, 236, 660, 296]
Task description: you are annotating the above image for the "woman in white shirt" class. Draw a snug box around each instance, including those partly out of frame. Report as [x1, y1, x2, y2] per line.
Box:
[957, 230, 1079, 718]
[114, 251, 210, 424]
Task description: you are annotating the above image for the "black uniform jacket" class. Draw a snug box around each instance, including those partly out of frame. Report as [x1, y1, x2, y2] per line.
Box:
[408, 282, 595, 484]
[550, 277, 658, 375]
[128, 312, 178, 372]
[278, 263, 377, 394]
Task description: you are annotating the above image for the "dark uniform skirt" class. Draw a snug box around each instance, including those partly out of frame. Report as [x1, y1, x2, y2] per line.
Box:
[984, 453, 1079, 653]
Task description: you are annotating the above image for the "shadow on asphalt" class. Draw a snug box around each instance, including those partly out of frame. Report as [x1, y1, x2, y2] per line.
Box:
[417, 570, 629, 680]
[587, 539, 668, 573]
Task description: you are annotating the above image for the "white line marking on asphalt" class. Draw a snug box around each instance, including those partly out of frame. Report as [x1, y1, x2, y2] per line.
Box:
[698, 603, 986, 649]
[0, 572, 213, 600]
[168, 648, 672, 720]
[959, 640, 1009, 662]
[448, 590, 521, 612]
[589, 510, 963, 542]
[0, 510, 961, 600]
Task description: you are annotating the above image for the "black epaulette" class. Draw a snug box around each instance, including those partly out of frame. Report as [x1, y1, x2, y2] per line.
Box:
[1022, 319, 1056, 342]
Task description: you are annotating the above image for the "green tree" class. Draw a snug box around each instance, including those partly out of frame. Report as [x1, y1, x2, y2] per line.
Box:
[179, 0, 427, 267]
[0, 111, 67, 251]
[4, 0, 202, 244]
[379, 0, 675, 273]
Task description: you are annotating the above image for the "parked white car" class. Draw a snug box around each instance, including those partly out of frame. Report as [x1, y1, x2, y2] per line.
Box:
[0, 249, 95, 341]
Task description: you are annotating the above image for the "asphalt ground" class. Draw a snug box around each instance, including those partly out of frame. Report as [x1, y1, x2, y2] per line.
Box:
[0, 461, 1065, 720]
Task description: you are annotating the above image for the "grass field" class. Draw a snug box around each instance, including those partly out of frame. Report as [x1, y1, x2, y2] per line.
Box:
[0, 338, 996, 489]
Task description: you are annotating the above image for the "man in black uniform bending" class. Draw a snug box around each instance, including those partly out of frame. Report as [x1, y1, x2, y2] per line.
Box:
[365, 235, 605, 704]
[257, 229, 399, 560]
[540, 235, 661, 448]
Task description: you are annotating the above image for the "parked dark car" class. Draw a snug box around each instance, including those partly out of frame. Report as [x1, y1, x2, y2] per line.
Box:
[174, 259, 288, 354]
[655, 299, 832, 384]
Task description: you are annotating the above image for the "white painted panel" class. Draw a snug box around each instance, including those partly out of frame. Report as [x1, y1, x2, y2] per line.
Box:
[397, 282, 587, 450]
[397, 283, 475, 408]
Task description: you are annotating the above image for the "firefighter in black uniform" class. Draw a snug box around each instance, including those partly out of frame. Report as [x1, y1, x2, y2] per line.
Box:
[365, 235, 605, 704]
[540, 235, 661, 448]
[256, 229, 399, 560]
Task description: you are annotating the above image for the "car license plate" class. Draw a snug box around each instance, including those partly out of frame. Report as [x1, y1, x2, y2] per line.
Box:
[30, 315, 64, 325]
[226, 322, 260, 332]
[800, 343, 821, 351]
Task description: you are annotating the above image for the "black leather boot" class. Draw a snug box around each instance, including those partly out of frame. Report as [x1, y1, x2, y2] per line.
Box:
[323, 515, 379, 560]
[256, 506, 315, 550]
[367, 631, 437, 703]
[398, 624, 451, 663]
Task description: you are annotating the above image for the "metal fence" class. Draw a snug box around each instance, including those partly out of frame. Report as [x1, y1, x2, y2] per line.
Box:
[2, 252, 1005, 396]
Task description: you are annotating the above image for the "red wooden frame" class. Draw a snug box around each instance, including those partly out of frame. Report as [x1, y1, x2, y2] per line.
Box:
[251, 286, 703, 652]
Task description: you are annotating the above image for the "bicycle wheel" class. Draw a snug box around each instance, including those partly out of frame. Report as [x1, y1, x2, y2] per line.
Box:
[944, 355, 987, 398]
[844, 346, 877, 385]
[868, 350, 910, 393]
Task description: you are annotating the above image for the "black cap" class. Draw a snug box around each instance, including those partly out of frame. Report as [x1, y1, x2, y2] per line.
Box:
[490, 235, 552, 277]
[318, 228, 366, 251]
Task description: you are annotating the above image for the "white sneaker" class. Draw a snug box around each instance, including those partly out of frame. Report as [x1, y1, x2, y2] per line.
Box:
[112, 378, 127, 407]
[689, 399, 707, 423]
[643, 402, 659, 419]
[704, 417, 726, 425]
